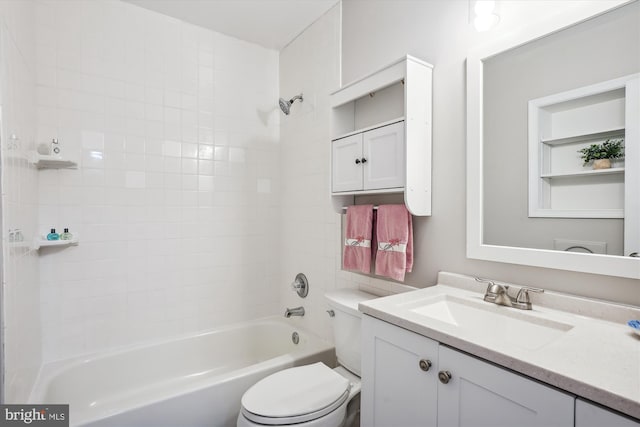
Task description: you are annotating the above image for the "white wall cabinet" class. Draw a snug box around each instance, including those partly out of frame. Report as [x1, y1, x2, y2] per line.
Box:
[332, 121, 405, 193]
[330, 55, 433, 216]
[362, 315, 577, 427]
[576, 399, 640, 427]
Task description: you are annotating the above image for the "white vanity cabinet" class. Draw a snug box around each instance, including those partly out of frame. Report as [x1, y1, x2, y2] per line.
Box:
[437, 345, 574, 427]
[361, 313, 438, 427]
[576, 399, 640, 427]
[362, 315, 575, 427]
[332, 121, 405, 193]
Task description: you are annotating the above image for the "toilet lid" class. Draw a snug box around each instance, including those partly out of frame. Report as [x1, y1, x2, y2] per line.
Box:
[241, 362, 350, 424]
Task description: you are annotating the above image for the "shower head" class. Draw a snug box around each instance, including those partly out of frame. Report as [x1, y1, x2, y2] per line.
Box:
[279, 94, 303, 115]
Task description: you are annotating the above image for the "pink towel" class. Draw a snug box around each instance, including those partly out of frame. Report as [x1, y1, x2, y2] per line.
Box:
[375, 204, 413, 281]
[343, 205, 374, 274]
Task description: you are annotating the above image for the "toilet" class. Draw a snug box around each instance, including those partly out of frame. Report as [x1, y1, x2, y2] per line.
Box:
[237, 288, 376, 427]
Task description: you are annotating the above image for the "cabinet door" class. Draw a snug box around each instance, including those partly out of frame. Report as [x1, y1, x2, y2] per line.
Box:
[576, 399, 640, 427]
[361, 315, 438, 427]
[362, 121, 405, 190]
[437, 346, 574, 427]
[332, 133, 363, 192]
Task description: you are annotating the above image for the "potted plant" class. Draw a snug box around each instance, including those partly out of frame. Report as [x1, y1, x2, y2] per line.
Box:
[578, 138, 624, 169]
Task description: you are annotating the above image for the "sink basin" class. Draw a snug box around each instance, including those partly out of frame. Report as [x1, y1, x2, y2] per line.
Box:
[405, 295, 574, 350]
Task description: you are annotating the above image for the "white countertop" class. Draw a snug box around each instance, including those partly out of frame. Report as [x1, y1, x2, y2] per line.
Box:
[358, 272, 640, 420]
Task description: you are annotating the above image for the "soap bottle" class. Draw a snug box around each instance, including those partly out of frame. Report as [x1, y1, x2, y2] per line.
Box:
[60, 228, 73, 240]
[46, 228, 59, 240]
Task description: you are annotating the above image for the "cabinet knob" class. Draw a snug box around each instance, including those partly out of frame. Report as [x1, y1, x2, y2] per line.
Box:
[355, 158, 361, 164]
[438, 370, 452, 384]
[361, 157, 367, 163]
[419, 359, 432, 372]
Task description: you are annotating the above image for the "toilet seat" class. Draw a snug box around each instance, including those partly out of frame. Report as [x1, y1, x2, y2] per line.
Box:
[240, 363, 351, 425]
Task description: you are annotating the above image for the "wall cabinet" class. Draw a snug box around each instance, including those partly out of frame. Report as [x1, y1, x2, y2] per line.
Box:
[332, 121, 404, 192]
[362, 315, 578, 427]
[330, 55, 433, 215]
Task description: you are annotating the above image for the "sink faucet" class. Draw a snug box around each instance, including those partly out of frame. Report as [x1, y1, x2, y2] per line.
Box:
[284, 306, 305, 318]
[475, 278, 543, 310]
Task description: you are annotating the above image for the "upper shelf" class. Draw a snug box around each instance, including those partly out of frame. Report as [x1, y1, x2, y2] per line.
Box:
[540, 127, 624, 146]
[332, 117, 405, 142]
[29, 152, 78, 169]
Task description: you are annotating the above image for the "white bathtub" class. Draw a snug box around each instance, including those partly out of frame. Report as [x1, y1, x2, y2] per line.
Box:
[29, 317, 335, 427]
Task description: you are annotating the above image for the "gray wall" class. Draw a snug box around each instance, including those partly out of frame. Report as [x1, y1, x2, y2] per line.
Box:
[342, 0, 640, 305]
[483, 1, 639, 255]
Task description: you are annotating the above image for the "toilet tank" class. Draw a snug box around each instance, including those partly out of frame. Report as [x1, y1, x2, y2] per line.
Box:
[325, 289, 377, 376]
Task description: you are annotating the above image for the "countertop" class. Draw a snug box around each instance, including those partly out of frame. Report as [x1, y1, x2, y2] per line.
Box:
[358, 272, 640, 420]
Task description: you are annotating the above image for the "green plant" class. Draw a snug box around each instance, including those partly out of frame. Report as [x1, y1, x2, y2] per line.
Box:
[578, 139, 624, 166]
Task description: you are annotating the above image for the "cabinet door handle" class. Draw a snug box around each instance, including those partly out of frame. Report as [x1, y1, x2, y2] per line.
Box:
[361, 157, 367, 163]
[419, 359, 432, 372]
[438, 370, 452, 384]
[355, 158, 361, 164]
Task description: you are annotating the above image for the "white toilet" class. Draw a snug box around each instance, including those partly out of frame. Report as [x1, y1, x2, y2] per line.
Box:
[237, 288, 376, 427]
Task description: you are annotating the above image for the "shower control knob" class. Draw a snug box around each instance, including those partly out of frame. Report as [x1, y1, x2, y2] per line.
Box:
[355, 159, 361, 164]
[438, 371, 452, 384]
[361, 158, 367, 163]
[419, 359, 432, 372]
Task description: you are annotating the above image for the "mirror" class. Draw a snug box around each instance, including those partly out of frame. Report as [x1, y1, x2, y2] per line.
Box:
[467, 1, 640, 279]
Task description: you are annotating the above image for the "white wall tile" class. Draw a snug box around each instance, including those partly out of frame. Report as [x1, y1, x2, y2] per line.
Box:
[278, 5, 343, 342]
[0, 0, 41, 402]
[34, 0, 281, 362]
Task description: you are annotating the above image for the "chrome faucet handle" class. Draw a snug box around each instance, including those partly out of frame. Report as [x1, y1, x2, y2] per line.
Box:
[475, 277, 507, 296]
[514, 287, 544, 309]
[516, 286, 544, 303]
[291, 273, 309, 298]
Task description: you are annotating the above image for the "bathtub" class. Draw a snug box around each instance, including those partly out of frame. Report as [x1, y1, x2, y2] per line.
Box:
[29, 317, 335, 427]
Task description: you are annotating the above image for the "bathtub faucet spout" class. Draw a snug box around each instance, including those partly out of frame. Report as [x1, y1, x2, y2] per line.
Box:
[284, 306, 305, 318]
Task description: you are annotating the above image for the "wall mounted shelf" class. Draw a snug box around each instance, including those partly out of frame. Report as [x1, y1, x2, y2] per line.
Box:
[528, 75, 636, 220]
[540, 167, 625, 179]
[29, 152, 78, 169]
[540, 127, 624, 146]
[34, 236, 79, 250]
[330, 55, 433, 216]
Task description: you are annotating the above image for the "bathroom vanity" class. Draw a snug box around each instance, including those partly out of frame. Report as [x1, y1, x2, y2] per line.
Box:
[359, 272, 640, 426]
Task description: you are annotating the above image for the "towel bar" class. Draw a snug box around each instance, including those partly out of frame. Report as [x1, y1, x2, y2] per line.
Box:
[341, 206, 379, 211]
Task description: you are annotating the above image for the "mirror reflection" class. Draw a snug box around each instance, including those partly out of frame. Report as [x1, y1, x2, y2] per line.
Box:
[482, 1, 639, 257]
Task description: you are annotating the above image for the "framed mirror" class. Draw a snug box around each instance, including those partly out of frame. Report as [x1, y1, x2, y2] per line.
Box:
[467, 1, 640, 279]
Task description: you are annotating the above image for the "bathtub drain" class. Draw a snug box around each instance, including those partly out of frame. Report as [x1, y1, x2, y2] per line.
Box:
[292, 332, 299, 344]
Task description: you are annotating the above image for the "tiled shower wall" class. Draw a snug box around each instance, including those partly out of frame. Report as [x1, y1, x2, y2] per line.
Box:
[0, 0, 40, 402]
[279, 3, 416, 342]
[278, 4, 342, 341]
[35, 0, 281, 362]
